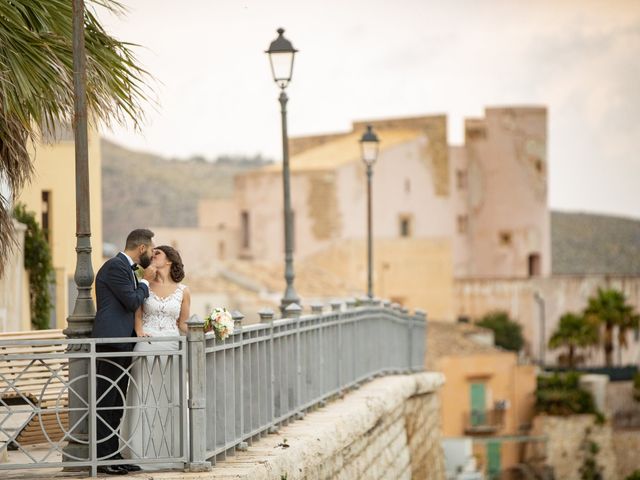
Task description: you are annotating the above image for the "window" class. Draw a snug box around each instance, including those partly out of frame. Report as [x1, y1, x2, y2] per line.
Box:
[499, 231, 512, 246]
[456, 170, 467, 190]
[399, 215, 412, 237]
[534, 159, 544, 174]
[457, 215, 468, 234]
[404, 178, 411, 194]
[528, 253, 541, 277]
[241, 211, 250, 249]
[218, 241, 225, 260]
[41, 191, 51, 243]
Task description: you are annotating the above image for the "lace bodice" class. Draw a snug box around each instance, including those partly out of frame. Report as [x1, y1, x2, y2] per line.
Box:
[141, 284, 185, 336]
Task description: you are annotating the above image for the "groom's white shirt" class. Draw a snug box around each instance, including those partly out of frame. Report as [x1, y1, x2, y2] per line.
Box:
[120, 251, 150, 288]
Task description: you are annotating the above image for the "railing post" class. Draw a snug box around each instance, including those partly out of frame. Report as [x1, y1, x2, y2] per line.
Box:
[232, 311, 248, 452]
[259, 308, 278, 434]
[415, 309, 427, 371]
[284, 303, 303, 419]
[310, 303, 324, 314]
[330, 301, 343, 396]
[310, 303, 325, 404]
[186, 315, 211, 472]
[406, 309, 414, 373]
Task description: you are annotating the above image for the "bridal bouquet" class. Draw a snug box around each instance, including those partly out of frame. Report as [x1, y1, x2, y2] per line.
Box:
[204, 307, 234, 340]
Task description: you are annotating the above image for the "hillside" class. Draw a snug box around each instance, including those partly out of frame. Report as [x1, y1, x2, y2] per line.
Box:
[551, 211, 640, 275]
[101, 139, 266, 245]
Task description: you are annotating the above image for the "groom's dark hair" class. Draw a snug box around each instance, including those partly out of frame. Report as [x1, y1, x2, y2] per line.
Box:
[125, 229, 154, 250]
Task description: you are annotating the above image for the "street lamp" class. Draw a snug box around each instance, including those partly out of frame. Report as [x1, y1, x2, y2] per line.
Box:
[63, 0, 95, 464]
[266, 28, 300, 312]
[360, 125, 380, 299]
[534, 291, 546, 366]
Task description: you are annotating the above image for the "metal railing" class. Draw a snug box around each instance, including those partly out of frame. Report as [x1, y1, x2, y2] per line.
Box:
[0, 300, 426, 475]
[0, 337, 188, 476]
[612, 409, 640, 430]
[464, 409, 504, 435]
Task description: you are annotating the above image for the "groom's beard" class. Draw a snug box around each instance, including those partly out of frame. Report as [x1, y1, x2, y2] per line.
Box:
[139, 251, 152, 269]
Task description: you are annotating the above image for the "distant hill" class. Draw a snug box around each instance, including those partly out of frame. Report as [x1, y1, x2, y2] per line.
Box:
[551, 211, 640, 275]
[101, 139, 269, 246]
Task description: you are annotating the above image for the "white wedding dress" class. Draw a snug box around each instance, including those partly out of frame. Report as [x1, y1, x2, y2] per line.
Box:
[121, 284, 186, 470]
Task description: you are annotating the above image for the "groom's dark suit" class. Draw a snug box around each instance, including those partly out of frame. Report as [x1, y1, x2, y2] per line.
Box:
[92, 252, 149, 460]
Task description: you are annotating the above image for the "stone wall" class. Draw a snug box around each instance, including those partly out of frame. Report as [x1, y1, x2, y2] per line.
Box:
[613, 431, 640, 479]
[532, 414, 618, 480]
[455, 275, 640, 365]
[199, 372, 446, 480]
[607, 381, 639, 415]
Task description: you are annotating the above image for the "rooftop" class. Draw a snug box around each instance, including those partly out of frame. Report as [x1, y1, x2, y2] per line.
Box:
[259, 129, 423, 173]
[426, 320, 503, 369]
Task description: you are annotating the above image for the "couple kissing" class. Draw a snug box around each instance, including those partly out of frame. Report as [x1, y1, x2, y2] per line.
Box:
[91, 228, 189, 474]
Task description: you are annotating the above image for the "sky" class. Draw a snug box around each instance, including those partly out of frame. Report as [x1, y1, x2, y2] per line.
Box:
[98, 0, 640, 219]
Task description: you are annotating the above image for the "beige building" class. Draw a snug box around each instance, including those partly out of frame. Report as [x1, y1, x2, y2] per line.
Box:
[194, 107, 549, 320]
[0, 220, 29, 331]
[13, 126, 103, 330]
[200, 115, 456, 318]
[428, 321, 538, 478]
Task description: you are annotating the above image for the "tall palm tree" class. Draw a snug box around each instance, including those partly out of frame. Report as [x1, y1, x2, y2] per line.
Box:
[548, 312, 599, 367]
[583, 288, 640, 367]
[0, 0, 148, 273]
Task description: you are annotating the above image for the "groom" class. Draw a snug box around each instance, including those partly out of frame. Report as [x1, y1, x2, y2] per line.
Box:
[92, 229, 157, 475]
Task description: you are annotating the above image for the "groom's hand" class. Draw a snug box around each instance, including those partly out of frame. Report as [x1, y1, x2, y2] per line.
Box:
[142, 265, 157, 281]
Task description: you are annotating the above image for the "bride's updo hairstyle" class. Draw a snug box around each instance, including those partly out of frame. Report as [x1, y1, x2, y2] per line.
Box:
[156, 245, 185, 283]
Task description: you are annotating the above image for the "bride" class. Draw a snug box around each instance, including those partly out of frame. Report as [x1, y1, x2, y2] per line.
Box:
[121, 245, 190, 470]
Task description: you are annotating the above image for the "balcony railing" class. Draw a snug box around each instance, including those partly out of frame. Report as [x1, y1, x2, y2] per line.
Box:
[0, 300, 426, 476]
[464, 409, 504, 435]
[613, 409, 640, 430]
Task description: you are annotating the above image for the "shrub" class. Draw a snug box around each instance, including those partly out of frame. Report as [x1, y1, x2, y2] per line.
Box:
[535, 372, 599, 416]
[13, 203, 53, 330]
[625, 471, 640, 480]
[477, 311, 524, 352]
[633, 372, 640, 403]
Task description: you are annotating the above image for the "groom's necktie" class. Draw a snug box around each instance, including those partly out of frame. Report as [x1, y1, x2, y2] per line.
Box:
[130, 263, 138, 287]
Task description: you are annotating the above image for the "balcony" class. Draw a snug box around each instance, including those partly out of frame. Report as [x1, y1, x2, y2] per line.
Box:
[464, 409, 504, 435]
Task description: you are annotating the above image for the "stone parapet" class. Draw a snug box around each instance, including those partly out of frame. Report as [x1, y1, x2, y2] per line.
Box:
[533, 414, 618, 480]
[151, 372, 446, 480]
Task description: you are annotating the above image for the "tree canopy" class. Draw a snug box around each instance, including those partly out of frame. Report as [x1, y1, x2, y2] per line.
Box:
[477, 311, 524, 352]
[548, 312, 599, 367]
[0, 0, 149, 273]
[584, 288, 639, 366]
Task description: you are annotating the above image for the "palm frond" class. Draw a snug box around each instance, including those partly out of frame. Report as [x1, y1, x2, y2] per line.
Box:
[0, 0, 151, 275]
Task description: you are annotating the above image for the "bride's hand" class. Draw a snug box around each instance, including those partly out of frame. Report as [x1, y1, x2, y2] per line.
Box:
[136, 330, 150, 337]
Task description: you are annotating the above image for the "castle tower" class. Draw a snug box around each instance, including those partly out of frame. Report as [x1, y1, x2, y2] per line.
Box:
[453, 107, 550, 278]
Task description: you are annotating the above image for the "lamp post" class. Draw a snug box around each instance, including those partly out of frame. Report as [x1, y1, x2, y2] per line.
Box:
[534, 291, 546, 366]
[266, 28, 300, 312]
[63, 0, 95, 464]
[359, 125, 380, 299]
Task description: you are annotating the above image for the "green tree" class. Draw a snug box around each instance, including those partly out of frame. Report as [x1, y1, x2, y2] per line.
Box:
[548, 313, 599, 367]
[13, 203, 53, 329]
[583, 288, 640, 366]
[477, 311, 524, 352]
[0, 0, 148, 273]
